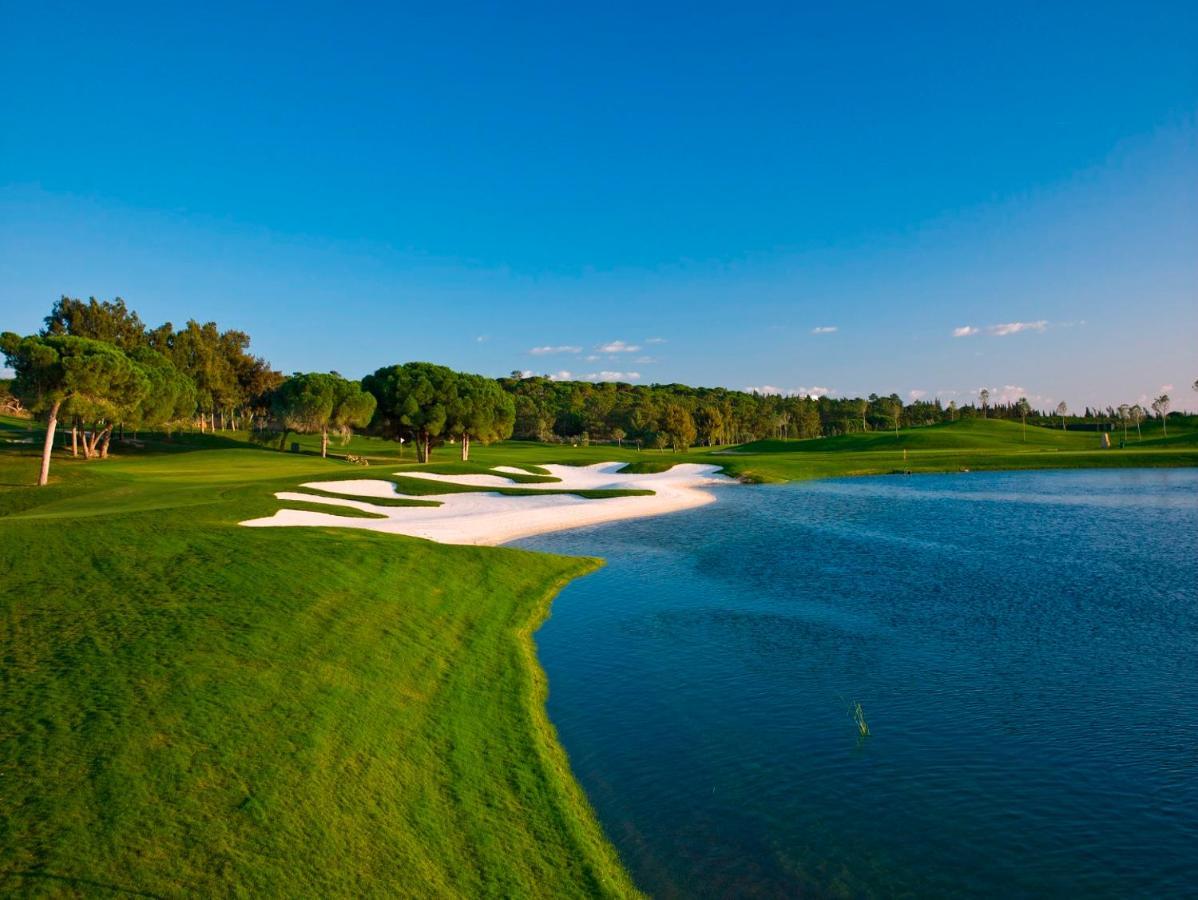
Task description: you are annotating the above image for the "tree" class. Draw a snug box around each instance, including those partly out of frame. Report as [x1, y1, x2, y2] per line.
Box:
[1118, 404, 1130, 442]
[1151, 394, 1171, 437]
[363, 362, 461, 463]
[1016, 397, 1031, 440]
[853, 398, 869, 432]
[662, 403, 697, 452]
[1131, 404, 1144, 439]
[42, 295, 147, 351]
[979, 388, 990, 418]
[271, 373, 336, 453]
[1, 333, 148, 485]
[451, 374, 514, 461]
[882, 395, 902, 435]
[327, 376, 377, 458]
[611, 426, 626, 448]
[947, 400, 957, 422]
[1056, 401, 1068, 430]
[128, 347, 196, 438]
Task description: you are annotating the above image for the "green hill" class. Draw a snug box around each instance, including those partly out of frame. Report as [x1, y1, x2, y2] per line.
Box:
[739, 418, 1100, 453]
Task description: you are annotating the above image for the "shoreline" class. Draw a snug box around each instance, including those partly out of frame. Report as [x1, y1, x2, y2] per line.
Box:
[240, 462, 737, 546]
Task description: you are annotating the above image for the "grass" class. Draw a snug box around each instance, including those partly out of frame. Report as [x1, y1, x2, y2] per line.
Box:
[1, 414, 1194, 896]
[0, 423, 639, 898]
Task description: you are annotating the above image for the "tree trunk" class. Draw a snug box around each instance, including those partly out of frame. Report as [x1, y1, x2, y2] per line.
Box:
[38, 400, 61, 486]
[421, 433, 431, 463]
[321, 427, 328, 458]
[1163, 417, 1168, 438]
[99, 426, 113, 459]
[461, 432, 470, 461]
[71, 422, 78, 457]
[279, 430, 289, 452]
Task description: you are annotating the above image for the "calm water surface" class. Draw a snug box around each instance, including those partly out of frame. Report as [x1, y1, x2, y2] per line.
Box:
[518, 469, 1198, 898]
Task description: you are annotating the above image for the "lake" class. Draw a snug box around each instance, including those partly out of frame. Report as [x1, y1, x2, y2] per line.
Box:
[518, 468, 1198, 898]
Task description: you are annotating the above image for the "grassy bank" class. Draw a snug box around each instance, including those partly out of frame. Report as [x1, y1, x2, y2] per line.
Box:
[1, 415, 1194, 896]
[0, 423, 638, 898]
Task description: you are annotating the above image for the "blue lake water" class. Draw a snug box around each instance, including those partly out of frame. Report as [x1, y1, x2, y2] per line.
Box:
[518, 468, 1198, 898]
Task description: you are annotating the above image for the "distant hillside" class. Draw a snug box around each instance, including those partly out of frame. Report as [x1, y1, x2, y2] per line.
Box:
[737, 418, 1128, 454]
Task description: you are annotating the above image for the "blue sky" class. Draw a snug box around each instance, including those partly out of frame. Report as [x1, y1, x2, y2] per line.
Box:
[2, 1, 1195, 410]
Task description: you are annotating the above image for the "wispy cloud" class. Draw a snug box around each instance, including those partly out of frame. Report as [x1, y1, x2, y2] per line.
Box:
[745, 385, 833, 398]
[989, 320, 1047, 337]
[811, 326, 838, 335]
[516, 369, 575, 380]
[597, 340, 641, 353]
[528, 345, 582, 355]
[475, 335, 489, 343]
[645, 337, 667, 344]
[585, 371, 640, 382]
[634, 356, 657, 364]
[954, 321, 1049, 338]
[908, 389, 927, 400]
[975, 384, 1052, 405]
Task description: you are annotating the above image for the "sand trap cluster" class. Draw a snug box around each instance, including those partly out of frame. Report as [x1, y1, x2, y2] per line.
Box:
[240, 462, 733, 545]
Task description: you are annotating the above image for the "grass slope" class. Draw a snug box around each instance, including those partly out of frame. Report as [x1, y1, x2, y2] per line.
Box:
[0, 429, 638, 898]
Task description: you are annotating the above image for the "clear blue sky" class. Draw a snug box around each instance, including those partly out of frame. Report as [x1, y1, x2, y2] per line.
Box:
[2, 1, 1195, 410]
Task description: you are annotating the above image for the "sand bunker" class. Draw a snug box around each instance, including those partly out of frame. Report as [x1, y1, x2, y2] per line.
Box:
[240, 462, 733, 545]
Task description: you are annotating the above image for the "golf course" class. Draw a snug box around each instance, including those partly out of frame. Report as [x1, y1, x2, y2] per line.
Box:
[2, 411, 1194, 896]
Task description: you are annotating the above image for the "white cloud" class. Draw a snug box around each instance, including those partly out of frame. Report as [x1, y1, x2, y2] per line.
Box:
[1161, 384, 1174, 392]
[584, 354, 601, 362]
[953, 325, 980, 338]
[585, 371, 640, 382]
[597, 340, 641, 353]
[811, 326, 838, 335]
[475, 335, 489, 343]
[908, 389, 927, 400]
[975, 384, 1052, 405]
[0, 366, 14, 379]
[988, 320, 1047, 337]
[645, 337, 667, 344]
[549, 370, 574, 381]
[745, 385, 832, 398]
[528, 345, 582, 355]
[634, 356, 657, 364]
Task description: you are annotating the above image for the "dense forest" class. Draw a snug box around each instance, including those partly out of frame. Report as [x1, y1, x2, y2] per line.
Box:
[2, 296, 1188, 484]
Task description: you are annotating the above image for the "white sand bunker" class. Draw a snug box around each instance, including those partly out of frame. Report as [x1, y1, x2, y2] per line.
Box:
[240, 462, 733, 546]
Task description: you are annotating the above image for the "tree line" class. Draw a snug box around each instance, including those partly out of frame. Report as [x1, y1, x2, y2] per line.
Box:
[3, 296, 1191, 486]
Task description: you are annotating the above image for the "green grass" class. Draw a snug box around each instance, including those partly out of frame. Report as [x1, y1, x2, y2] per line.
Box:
[1, 414, 1194, 896]
[705, 417, 1198, 482]
[0, 427, 639, 898]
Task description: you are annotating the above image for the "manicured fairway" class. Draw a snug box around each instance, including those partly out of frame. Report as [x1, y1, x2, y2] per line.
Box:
[0, 415, 1194, 896]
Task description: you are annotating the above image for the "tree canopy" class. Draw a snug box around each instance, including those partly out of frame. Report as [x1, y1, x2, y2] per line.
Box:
[363, 362, 513, 462]
[1, 333, 151, 482]
[271, 372, 376, 457]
